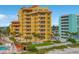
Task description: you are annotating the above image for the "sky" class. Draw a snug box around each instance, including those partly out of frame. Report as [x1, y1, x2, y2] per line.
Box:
[0, 5, 79, 27]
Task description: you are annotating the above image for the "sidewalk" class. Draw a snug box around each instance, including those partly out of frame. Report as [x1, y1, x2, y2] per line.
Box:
[36, 42, 72, 49]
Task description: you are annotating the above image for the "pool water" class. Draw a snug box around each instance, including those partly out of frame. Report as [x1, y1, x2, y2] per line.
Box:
[0, 46, 9, 50]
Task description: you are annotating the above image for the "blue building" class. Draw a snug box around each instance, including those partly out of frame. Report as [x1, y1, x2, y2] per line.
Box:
[59, 14, 79, 40]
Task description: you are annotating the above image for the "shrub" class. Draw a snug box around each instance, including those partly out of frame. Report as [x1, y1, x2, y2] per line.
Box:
[52, 45, 68, 49]
[27, 44, 38, 52]
[53, 40, 61, 43]
[67, 38, 76, 43]
[0, 42, 3, 45]
[9, 37, 16, 42]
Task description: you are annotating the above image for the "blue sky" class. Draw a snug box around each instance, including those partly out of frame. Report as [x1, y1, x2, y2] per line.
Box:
[0, 5, 79, 27]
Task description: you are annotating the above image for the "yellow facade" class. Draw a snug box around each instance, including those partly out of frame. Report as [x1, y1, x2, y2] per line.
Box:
[9, 21, 20, 35]
[10, 6, 52, 42]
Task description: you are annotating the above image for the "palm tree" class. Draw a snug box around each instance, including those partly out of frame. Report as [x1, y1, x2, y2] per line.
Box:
[65, 31, 79, 43]
[65, 31, 71, 39]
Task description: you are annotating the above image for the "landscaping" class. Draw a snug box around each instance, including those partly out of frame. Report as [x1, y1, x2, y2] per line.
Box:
[31, 40, 61, 47]
[32, 41, 54, 47]
[21, 45, 68, 54]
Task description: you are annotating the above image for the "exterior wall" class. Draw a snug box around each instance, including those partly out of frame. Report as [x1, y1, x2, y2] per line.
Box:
[10, 22, 20, 33]
[10, 6, 52, 42]
[69, 14, 77, 32]
[59, 14, 79, 40]
[52, 26, 59, 34]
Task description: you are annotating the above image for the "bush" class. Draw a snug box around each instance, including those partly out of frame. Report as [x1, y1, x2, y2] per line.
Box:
[9, 37, 16, 42]
[46, 40, 52, 42]
[54, 45, 68, 49]
[53, 40, 61, 43]
[67, 38, 76, 43]
[27, 44, 38, 52]
[0, 42, 3, 45]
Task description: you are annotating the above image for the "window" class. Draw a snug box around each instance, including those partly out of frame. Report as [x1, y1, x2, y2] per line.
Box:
[39, 17, 45, 19]
[40, 13, 45, 15]
[26, 29, 31, 31]
[61, 25, 69, 27]
[25, 22, 31, 24]
[61, 28, 69, 30]
[40, 21, 45, 24]
[26, 18, 31, 20]
[15, 29, 19, 31]
[40, 29, 45, 31]
[61, 19, 68, 21]
[61, 22, 69, 24]
[61, 16, 69, 18]
[47, 13, 50, 15]
[40, 25, 45, 28]
[47, 21, 50, 23]
[26, 33, 31, 35]
[26, 25, 31, 27]
[32, 14, 36, 16]
[48, 17, 50, 19]
[40, 33, 45, 35]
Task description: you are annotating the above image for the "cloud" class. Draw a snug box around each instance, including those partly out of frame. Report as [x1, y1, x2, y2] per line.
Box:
[0, 14, 17, 27]
[0, 14, 8, 20]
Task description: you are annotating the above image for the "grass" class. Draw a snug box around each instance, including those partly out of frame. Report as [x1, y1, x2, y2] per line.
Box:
[32, 41, 54, 47]
[20, 39, 79, 54]
[53, 40, 61, 43]
[67, 43, 79, 48]
[31, 40, 61, 47]
[21, 45, 68, 54]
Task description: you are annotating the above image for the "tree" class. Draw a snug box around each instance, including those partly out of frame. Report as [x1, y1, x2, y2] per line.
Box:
[9, 36, 16, 43]
[27, 44, 37, 52]
[5, 27, 10, 36]
[0, 34, 1, 38]
[65, 31, 79, 43]
[69, 32, 78, 38]
[0, 29, 2, 33]
[65, 31, 72, 39]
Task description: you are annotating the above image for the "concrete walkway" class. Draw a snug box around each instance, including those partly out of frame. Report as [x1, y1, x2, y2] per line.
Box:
[36, 42, 72, 49]
[48, 47, 79, 54]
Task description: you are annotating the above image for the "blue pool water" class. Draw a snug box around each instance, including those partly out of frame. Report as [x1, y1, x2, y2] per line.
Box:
[0, 46, 9, 50]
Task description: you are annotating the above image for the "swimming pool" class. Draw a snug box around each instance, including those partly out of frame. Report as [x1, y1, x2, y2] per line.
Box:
[0, 46, 9, 50]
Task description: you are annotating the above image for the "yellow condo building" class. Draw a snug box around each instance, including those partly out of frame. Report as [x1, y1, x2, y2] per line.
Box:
[10, 5, 52, 42]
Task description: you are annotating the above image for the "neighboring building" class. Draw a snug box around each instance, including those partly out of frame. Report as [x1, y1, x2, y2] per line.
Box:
[59, 14, 79, 40]
[10, 21, 20, 35]
[10, 6, 52, 42]
[52, 25, 59, 34]
[52, 26, 59, 40]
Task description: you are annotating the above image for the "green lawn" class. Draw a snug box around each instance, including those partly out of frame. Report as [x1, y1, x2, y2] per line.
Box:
[32, 41, 54, 47]
[31, 40, 61, 47]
